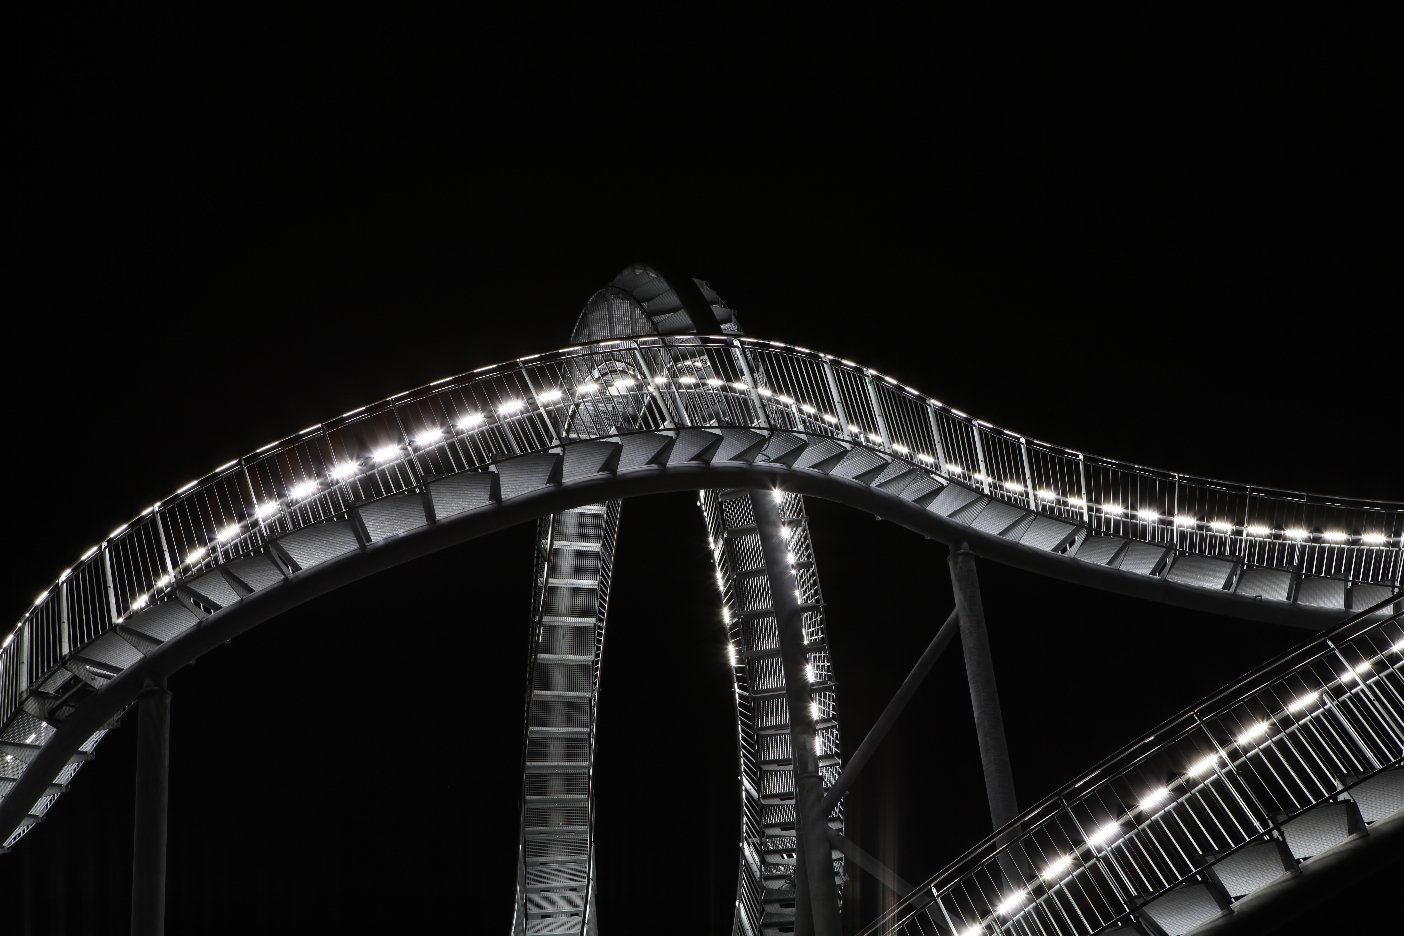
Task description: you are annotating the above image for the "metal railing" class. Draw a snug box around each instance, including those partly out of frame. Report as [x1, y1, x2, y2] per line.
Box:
[859, 594, 1404, 936]
[3, 336, 1401, 812]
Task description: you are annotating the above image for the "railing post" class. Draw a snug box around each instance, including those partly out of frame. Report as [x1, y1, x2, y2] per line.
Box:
[864, 374, 892, 450]
[821, 359, 851, 441]
[131, 674, 172, 936]
[750, 490, 842, 936]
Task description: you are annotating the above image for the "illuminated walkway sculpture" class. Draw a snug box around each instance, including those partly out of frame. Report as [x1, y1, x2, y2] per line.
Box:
[1, 267, 1400, 936]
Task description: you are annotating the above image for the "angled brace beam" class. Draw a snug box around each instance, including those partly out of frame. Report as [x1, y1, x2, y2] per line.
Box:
[825, 828, 914, 898]
[949, 542, 1018, 833]
[820, 607, 960, 816]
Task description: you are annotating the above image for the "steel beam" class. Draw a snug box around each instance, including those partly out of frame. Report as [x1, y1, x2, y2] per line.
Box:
[0, 462, 1355, 848]
[826, 828, 913, 898]
[131, 674, 171, 936]
[820, 607, 960, 816]
[948, 542, 1018, 833]
[750, 490, 842, 936]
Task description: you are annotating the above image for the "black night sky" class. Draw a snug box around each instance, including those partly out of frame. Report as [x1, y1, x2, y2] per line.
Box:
[7, 18, 1400, 935]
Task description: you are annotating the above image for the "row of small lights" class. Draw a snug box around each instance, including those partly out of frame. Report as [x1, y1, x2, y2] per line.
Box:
[6, 350, 1397, 648]
[963, 637, 1404, 932]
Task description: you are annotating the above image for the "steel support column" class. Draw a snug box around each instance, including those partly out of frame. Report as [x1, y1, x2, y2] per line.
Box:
[131, 674, 171, 936]
[750, 490, 842, 936]
[948, 543, 1018, 832]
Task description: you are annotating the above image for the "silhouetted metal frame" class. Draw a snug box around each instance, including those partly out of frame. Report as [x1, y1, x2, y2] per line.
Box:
[0, 456, 1382, 844]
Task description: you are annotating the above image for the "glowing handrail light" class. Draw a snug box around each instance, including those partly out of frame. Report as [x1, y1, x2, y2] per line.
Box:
[1187, 754, 1220, 777]
[576, 382, 598, 394]
[216, 524, 242, 543]
[329, 463, 358, 480]
[1041, 855, 1073, 881]
[994, 891, 1027, 915]
[289, 480, 319, 500]
[415, 428, 444, 445]
[1235, 722, 1270, 745]
[497, 400, 526, 414]
[1087, 822, 1121, 846]
[536, 389, 562, 402]
[459, 413, 485, 428]
[373, 445, 400, 462]
[1140, 787, 1170, 810]
[1287, 692, 1319, 713]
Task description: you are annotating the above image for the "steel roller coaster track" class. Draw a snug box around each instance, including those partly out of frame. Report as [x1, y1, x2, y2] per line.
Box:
[2, 273, 1400, 935]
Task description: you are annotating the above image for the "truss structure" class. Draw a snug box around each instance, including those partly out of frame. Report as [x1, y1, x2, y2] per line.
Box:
[1, 267, 1400, 935]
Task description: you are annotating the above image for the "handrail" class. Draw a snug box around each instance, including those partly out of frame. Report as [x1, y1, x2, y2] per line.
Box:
[859, 590, 1404, 935]
[3, 335, 1400, 852]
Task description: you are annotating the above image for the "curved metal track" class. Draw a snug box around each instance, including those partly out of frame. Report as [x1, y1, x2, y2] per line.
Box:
[2, 335, 1400, 933]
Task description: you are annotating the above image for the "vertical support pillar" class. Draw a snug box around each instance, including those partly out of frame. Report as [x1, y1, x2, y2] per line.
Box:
[948, 543, 1018, 832]
[750, 491, 842, 936]
[131, 674, 172, 936]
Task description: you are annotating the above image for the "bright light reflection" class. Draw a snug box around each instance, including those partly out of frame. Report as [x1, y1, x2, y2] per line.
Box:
[156, 575, 173, 589]
[1322, 531, 1347, 542]
[1138, 510, 1160, 521]
[995, 891, 1027, 915]
[537, 389, 562, 402]
[810, 700, 821, 720]
[706, 378, 724, 387]
[1176, 515, 1198, 527]
[1102, 505, 1123, 516]
[678, 376, 697, 384]
[801, 403, 816, 413]
[732, 382, 748, 390]
[255, 503, 280, 520]
[217, 524, 241, 542]
[289, 480, 319, 500]
[576, 383, 599, 394]
[1284, 528, 1308, 540]
[329, 463, 358, 480]
[459, 413, 485, 428]
[1140, 788, 1170, 810]
[373, 445, 400, 462]
[1362, 533, 1387, 545]
[1037, 490, 1058, 500]
[945, 463, 963, 474]
[868, 433, 883, 443]
[1287, 692, 1319, 713]
[848, 424, 862, 433]
[132, 593, 150, 609]
[959, 927, 984, 936]
[893, 443, 909, 454]
[1004, 481, 1024, 492]
[1087, 822, 1120, 846]
[1235, 722, 1270, 745]
[613, 377, 635, 388]
[1246, 525, 1270, 536]
[805, 664, 815, 683]
[186, 547, 207, 565]
[780, 526, 792, 540]
[1187, 754, 1220, 777]
[653, 376, 668, 384]
[777, 395, 795, 405]
[917, 453, 934, 463]
[1210, 521, 1233, 532]
[498, 400, 526, 413]
[1041, 855, 1073, 881]
[415, 428, 443, 445]
[772, 490, 784, 503]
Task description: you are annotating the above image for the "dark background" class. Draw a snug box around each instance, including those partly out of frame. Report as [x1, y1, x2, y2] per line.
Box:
[6, 17, 1399, 935]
